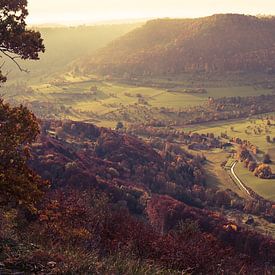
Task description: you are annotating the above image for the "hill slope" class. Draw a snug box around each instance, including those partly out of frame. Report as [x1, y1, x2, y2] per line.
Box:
[6, 23, 142, 82]
[1, 120, 275, 273]
[83, 14, 275, 77]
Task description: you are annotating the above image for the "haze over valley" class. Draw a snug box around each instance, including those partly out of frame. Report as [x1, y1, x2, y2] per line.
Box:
[1, 1, 275, 273]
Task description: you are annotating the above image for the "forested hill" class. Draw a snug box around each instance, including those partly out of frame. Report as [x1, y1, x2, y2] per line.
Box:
[83, 14, 275, 76]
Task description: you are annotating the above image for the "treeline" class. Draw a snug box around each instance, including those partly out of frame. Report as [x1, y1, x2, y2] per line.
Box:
[36, 121, 275, 218]
[126, 124, 223, 150]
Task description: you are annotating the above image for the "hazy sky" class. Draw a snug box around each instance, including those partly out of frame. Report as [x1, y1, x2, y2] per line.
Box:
[27, 0, 275, 25]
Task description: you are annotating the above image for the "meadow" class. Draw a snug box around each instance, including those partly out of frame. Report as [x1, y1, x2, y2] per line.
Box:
[189, 116, 275, 201]
[8, 73, 273, 126]
[235, 163, 275, 201]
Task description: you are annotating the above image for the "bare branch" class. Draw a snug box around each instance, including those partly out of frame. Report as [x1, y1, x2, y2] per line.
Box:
[0, 50, 29, 73]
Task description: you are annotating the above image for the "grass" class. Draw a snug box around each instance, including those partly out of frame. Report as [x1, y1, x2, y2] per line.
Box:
[203, 150, 245, 197]
[7, 75, 275, 202]
[189, 116, 275, 170]
[188, 116, 275, 201]
[235, 162, 275, 201]
[7, 73, 271, 126]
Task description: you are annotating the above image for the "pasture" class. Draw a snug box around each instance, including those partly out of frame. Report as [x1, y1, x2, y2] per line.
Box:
[189, 116, 275, 201]
[8, 72, 273, 127]
[235, 163, 275, 201]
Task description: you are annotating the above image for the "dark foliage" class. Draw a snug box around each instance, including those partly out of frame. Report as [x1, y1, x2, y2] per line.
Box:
[0, 0, 44, 82]
[86, 14, 275, 77]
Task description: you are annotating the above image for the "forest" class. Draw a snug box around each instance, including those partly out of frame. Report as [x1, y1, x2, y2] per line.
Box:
[1, 1, 275, 274]
[85, 14, 275, 77]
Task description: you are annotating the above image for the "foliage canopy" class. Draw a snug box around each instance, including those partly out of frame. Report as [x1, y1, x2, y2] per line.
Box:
[0, 1, 46, 211]
[0, 0, 45, 82]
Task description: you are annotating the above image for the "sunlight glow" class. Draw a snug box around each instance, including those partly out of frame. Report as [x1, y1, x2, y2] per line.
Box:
[27, 0, 275, 25]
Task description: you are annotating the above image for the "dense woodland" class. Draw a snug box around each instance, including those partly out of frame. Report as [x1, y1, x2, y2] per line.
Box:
[14, 120, 275, 272]
[0, 111, 275, 272]
[85, 14, 275, 77]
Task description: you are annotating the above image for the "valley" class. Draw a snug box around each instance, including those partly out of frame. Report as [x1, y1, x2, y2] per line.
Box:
[4, 73, 275, 125]
[5, 68, 275, 207]
[2, 10, 275, 273]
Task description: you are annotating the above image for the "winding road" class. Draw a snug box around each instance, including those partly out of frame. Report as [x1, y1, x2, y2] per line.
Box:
[230, 161, 252, 197]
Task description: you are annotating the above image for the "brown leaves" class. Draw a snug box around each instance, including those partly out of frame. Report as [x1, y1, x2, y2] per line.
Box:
[0, 100, 47, 211]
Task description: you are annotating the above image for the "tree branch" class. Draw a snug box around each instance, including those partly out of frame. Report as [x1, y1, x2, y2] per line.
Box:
[0, 50, 29, 73]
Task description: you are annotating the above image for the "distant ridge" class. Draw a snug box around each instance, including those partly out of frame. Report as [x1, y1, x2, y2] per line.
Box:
[83, 14, 275, 76]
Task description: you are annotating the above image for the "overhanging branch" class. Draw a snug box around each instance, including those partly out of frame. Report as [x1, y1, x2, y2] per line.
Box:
[0, 50, 29, 73]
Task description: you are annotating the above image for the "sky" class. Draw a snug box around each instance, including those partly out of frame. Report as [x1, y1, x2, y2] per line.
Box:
[27, 0, 275, 25]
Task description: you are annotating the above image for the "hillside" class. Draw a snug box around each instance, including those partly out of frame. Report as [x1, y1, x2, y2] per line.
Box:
[13, 121, 275, 272]
[1, 118, 275, 273]
[6, 23, 141, 82]
[83, 14, 275, 77]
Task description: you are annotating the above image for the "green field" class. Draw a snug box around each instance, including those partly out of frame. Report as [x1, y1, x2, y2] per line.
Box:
[202, 151, 248, 198]
[6, 73, 274, 126]
[235, 162, 275, 201]
[188, 116, 275, 201]
[189, 116, 275, 169]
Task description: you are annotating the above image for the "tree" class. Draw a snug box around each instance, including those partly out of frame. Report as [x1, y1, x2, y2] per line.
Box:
[116, 121, 124, 130]
[248, 161, 257, 172]
[263, 153, 271, 164]
[237, 147, 250, 162]
[0, 0, 45, 82]
[254, 164, 272, 179]
[0, 1, 46, 211]
[0, 100, 46, 211]
[266, 135, 271, 143]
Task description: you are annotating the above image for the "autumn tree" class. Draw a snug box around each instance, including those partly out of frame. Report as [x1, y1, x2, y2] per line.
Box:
[116, 121, 124, 130]
[0, 0, 45, 82]
[237, 147, 250, 162]
[0, 100, 46, 211]
[0, 1, 45, 211]
[254, 164, 272, 179]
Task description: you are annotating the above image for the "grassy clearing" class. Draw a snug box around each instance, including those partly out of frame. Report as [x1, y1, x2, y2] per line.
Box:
[6, 74, 275, 200]
[7, 74, 275, 130]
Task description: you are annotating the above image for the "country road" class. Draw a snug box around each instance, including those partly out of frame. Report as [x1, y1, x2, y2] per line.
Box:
[230, 161, 252, 197]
